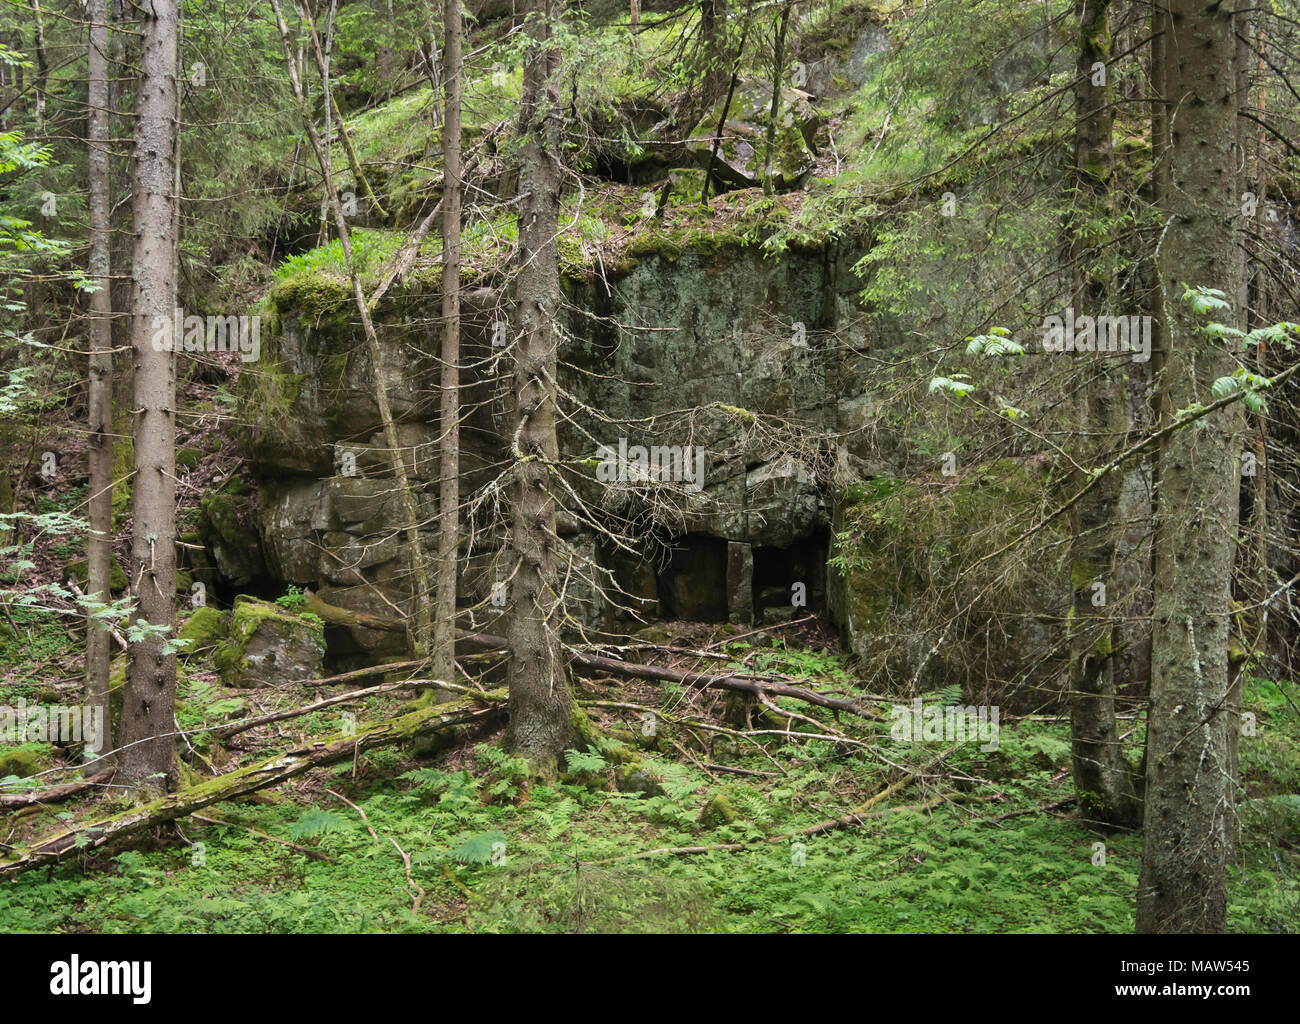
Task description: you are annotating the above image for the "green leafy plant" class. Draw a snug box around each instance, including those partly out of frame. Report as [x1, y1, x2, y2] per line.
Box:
[275, 585, 308, 610]
[287, 808, 350, 841]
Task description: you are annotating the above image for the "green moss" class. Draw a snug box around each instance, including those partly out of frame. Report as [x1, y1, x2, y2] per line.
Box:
[177, 761, 208, 791]
[615, 761, 665, 797]
[830, 458, 1063, 678]
[198, 493, 256, 552]
[267, 268, 353, 324]
[628, 231, 685, 263]
[272, 229, 404, 298]
[796, 0, 889, 61]
[66, 553, 127, 593]
[570, 701, 604, 751]
[212, 597, 326, 685]
[177, 606, 230, 652]
[108, 659, 125, 729]
[111, 438, 133, 520]
[599, 738, 642, 766]
[700, 789, 740, 828]
[176, 447, 202, 470]
[0, 743, 54, 779]
[1070, 560, 1096, 590]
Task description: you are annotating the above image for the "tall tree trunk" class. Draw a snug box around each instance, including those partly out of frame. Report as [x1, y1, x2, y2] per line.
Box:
[762, 2, 790, 197]
[433, 0, 463, 692]
[1067, 0, 1140, 829]
[109, 0, 134, 418]
[28, 0, 47, 136]
[1137, 0, 1243, 934]
[85, 0, 114, 766]
[1228, 1, 1265, 817]
[1148, 0, 1169, 392]
[1225, 0, 1247, 830]
[701, 0, 728, 105]
[118, 0, 180, 796]
[506, 0, 576, 777]
[318, 0, 337, 241]
[271, 0, 435, 659]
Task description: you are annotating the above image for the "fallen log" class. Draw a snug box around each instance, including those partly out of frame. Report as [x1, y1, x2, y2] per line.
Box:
[0, 698, 504, 877]
[296, 659, 429, 690]
[212, 681, 403, 741]
[305, 589, 408, 633]
[213, 680, 504, 741]
[454, 629, 880, 721]
[0, 771, 113, 808]
[290, 623, 869, 723]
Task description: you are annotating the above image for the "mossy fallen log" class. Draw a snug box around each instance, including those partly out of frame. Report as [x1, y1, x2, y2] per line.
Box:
[456, 630, 878, 721]
[305, 588, 408, 633]
[0, 698, 504, 877]
[213, 680, 506, 740]
[0, 771, 113, 809]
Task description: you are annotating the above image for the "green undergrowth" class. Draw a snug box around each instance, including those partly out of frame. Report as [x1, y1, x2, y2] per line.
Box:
[1, 667, 1293, 933]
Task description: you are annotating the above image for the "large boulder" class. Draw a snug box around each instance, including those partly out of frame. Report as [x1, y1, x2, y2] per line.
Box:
[687, 80, 820, 192]
[213, 597, 325, 687]
[177, 606, 230, 654]
[248, 242, 845, 637]
[793, 14, 890, 98]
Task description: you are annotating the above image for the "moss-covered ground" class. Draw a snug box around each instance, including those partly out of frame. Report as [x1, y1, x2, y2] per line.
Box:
[1, 636, 1293, 934]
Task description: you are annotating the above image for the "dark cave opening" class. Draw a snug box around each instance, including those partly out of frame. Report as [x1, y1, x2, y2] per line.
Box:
[656, 535, 729, 621]
[751, 530, 829, 624]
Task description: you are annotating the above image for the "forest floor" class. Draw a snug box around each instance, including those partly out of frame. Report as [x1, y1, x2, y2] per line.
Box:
[1, 610, 1295, 932]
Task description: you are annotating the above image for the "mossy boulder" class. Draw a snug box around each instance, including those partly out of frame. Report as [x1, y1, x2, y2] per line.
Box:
[0, 742, 55, 780]
[615, 760, 665, 797]
[700, 789, 740, 828]
[795, 6, 890, 97]
[687, 80, 819, 192]
[177, 606, 230, 653]
[828, 459, 1071, 712]
[212, 596, 325, 687]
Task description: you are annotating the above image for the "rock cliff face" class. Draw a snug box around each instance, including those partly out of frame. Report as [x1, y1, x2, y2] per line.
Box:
[240, 245, 851, 644]
[224, 233, 1132, 712]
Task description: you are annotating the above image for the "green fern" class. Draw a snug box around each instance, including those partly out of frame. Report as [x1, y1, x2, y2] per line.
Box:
[451, 831, 507, 865]
[288, 808, 349, 841]
[565, 747, 608, 774]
